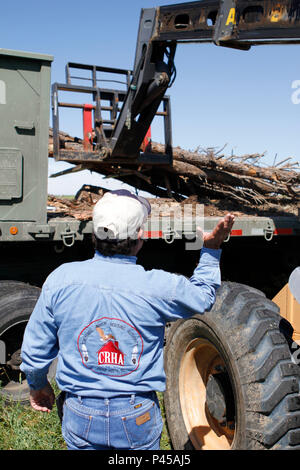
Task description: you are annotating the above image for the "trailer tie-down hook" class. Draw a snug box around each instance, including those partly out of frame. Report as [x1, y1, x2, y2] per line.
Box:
[163, 230, 175, 244]
[61, 228, 76, 247]
[264, 228, 274, 241]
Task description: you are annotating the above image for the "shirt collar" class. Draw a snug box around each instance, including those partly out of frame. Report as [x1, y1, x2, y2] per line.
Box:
[94, 251, 137, 265]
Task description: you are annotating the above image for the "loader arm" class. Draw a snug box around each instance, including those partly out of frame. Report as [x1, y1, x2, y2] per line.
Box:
[105, 0, 300, 160]
[52, 0, 300, 163]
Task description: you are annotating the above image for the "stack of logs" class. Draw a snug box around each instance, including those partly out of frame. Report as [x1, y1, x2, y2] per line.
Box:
[48, 129, 300, 219]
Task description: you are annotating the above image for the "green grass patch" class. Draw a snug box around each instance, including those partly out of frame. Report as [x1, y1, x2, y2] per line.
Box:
[0, 397, 66, 450]
[0, 386, 171, 450]
[157, 392, 172, 450]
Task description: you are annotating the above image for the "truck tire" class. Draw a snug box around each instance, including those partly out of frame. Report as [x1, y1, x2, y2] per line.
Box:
[164, 282, 300, 450]
[0, 282, 56, 404]
[0, 280, 36, 296]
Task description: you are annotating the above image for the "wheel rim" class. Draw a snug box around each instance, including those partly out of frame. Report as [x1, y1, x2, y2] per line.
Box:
[0, 320, 29, 401]
[179, 337, 235, 450]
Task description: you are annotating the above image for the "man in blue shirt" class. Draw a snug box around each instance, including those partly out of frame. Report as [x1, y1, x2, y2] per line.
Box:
[21, 189, 234, 450]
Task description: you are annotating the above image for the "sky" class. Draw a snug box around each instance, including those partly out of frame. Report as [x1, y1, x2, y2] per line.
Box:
[1, 0, 300, 196]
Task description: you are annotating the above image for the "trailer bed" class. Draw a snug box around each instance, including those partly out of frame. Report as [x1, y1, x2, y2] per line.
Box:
[0, 191, 299, 245]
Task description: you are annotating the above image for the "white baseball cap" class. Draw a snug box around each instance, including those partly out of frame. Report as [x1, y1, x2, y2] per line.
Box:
[93, 189, 151, 240]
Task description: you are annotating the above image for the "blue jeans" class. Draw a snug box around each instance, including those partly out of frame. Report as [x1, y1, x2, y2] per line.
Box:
[61, 391, 163, 450]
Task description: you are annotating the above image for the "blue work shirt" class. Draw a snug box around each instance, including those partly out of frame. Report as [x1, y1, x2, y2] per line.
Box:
[21, 247, 221, 397]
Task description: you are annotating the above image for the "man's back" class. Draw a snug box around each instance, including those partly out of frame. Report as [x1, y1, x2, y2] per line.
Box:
[20, 190, 234, 450]
[21, 248, 221, 397]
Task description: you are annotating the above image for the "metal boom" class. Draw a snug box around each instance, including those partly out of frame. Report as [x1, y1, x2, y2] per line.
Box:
[52, 0, 300, 164]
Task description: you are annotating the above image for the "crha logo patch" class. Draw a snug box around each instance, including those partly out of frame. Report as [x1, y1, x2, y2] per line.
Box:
[77, 317, 143, 377]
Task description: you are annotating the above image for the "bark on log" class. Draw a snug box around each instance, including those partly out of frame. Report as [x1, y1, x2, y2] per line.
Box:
[151, 142, 300, 185]
[48, 129, 300, 214]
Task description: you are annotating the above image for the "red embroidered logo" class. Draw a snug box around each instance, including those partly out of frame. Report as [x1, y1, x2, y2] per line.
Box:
[77, 317, 143, 377]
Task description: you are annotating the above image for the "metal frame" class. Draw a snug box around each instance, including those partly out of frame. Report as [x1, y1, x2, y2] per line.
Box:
[65, 62, 133, 89]
[52, 0, 300, 166]
[52, 81, 128, 158]
[52, 67, 173, 164]
[1, 214, 299, 244]
[156, 0, 300, 45]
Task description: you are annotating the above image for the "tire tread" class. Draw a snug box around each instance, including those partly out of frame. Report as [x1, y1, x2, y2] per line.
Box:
[164, 281, 300, 450]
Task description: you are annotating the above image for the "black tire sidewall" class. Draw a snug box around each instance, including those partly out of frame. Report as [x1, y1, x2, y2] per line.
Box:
[164, 315, 246, 450]
[164, 281, 300, 450]
[0, 287, 40, 403]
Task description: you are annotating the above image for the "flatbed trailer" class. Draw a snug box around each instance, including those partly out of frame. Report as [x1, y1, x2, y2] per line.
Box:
[1, 209, 299, 244]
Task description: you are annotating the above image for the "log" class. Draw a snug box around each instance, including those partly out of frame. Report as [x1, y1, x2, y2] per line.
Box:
[151, 142, 300, 185]
[48, 129, 300, 214]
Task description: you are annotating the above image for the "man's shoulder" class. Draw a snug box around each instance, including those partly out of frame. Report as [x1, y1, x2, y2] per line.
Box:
[140, 267, 183, 298]
[44, 258, 93, 285]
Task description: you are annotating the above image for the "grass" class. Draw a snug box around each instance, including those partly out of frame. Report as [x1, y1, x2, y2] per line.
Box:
[0, 385, 171, 450]
[0, 383, 66, 450]
[158, 392, 172, 450]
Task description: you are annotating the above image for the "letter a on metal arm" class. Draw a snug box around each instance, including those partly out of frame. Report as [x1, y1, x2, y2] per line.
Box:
[213, 0, 250, 49]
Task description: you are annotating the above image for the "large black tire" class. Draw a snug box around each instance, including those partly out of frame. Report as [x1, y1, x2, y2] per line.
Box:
[0, 282, 56, 404]
[0, 280, 38, 296]
[164, 282, 300, 450]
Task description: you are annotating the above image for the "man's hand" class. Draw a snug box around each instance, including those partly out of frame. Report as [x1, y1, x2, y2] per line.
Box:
[29, 381, 55, 413]
[198, 213, 235, 250]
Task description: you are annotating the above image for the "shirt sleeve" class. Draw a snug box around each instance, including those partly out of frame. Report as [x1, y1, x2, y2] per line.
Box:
[161, 247, 222, 322]
[20, 284, 58, 390]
